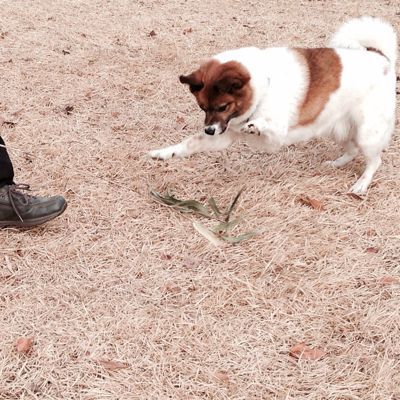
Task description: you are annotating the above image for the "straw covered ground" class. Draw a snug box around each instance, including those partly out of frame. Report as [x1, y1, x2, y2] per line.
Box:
[0, 0, 399, 399]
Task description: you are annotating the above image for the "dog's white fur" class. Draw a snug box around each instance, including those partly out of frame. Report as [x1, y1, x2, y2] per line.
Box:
[149, 17, 397, 193]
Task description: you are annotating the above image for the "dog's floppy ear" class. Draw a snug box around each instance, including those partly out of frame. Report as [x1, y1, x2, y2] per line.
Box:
[215, 62, 250, 94]
[179, 70, 204, 93]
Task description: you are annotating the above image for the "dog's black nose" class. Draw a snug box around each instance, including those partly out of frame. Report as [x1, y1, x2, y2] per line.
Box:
[205, 126, 215, 135]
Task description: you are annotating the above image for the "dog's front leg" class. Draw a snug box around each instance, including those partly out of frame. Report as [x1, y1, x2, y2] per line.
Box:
[240, 117, 287, 153]
[149, 130, 239, 160]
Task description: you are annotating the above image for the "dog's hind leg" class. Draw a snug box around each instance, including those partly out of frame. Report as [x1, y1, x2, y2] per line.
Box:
[325, 140, 359, 168]
[149, 130, 239, 160]
[349, 149, 382, 194]
[349, 120, 393, 194]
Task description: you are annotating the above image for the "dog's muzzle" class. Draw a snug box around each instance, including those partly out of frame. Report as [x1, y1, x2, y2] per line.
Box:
[204, 126, 216, 135]
[204, 123, 226, 135]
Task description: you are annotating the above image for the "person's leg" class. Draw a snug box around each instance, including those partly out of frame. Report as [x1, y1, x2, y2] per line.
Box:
[0, 136, 14, 186]
[0, 136, 67, 227]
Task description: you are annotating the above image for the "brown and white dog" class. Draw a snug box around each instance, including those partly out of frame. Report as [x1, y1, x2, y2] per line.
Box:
[149, 17, 397, 193]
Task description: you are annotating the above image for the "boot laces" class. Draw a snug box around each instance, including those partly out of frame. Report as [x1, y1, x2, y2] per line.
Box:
[7, 184, 32, 222]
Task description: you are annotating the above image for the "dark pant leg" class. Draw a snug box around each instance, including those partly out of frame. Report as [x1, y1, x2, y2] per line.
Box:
[0, 136, 14, 187]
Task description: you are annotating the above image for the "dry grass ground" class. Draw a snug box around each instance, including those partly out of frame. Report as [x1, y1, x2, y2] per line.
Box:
[0, 0, 399, 399]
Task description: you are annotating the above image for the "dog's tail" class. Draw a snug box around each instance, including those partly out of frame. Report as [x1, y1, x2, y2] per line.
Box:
[329, 16, 397, 65]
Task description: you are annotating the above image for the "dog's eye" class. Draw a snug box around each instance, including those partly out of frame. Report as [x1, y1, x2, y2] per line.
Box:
[216, 104, 228, 112]
[189, 83, 204, 93]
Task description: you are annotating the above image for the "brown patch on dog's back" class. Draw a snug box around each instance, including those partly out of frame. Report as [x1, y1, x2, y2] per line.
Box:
[294, 48, 342, 126]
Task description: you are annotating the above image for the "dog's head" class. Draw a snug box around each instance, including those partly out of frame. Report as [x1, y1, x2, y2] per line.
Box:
[179, 60, 252, 135]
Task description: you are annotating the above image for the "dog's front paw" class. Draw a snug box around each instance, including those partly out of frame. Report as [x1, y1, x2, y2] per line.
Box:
[148, 146, 176, 160]
[240, 121, 261, 136]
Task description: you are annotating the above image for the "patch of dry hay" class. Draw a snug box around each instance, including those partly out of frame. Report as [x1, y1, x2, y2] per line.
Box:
[0, 1, 399, 399]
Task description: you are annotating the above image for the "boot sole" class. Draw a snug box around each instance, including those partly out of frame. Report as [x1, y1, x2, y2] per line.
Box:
[0, 202, 67, 228]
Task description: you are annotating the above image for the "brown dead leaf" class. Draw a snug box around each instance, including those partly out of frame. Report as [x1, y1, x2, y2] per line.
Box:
[289, 342, 325, 361]
[214, 370, 230, 384]
[16, 337, 33, 354]
[160, 253, 172, 260]
[3, 120, 16, 127]
[183, 27, 193, 34]
[148, 30, 156, 37]
[64, 105, 74, 115]
[378, 276, 399, 286]
[366, 247, 379, 254]
[97, 359, 129, 371]
[365, 228, 377, 237]
[298, 196, 325, 211]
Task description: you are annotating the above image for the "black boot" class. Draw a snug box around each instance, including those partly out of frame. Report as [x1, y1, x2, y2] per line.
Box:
[0, 184, 67, 227]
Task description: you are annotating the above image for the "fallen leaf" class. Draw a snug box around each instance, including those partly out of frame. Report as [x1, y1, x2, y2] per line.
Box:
[150, 188, 258, 246]
[225, 188, 244, 221]
[97, 359, 129, 371]
[174, 200, 212, 217]
[378, 276, 399, 285]
[3, 121, 16, 127]
[62, 49, 70, 55]
[212, 218, 241, 234]
[298, 196, 325, 211]
[64, 105, 74, 115]
[193, 221, 223, 247]
[160, 253, 172, 260]
[221, 231, 257, 243]
[183, 27, 193, 34]
[16, 337, 33, 354]
[148, 30, 156, 37]
[150, 191, 212, 218]
[366, 247, 379, 254]
[365, 229, 377, 237]
[214, 370, 230, 384]
[289, 342, 325, 361]
[208, 197, 222, 218]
